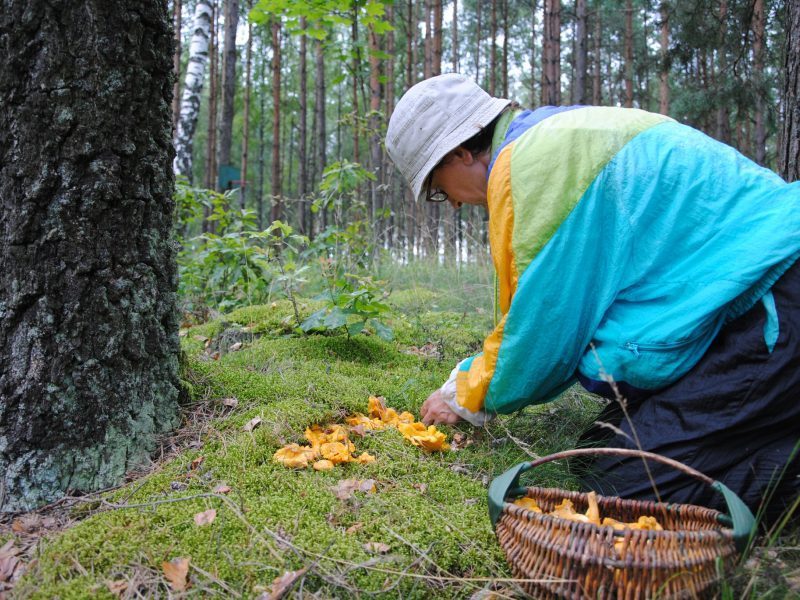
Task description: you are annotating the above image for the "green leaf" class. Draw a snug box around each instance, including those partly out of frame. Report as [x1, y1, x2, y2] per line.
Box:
[300, 308, 327, 332]
[323, 307, 348, 329]
[371, 320, 393, 341]
[347, 321, 366, 336]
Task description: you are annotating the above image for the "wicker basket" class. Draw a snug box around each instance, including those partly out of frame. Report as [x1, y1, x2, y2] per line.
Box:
[488, 448, 756, 600]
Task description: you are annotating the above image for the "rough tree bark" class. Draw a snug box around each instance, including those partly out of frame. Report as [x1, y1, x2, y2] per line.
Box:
[781, 0, 800, 181]
[541, 0, 561, 105]
[0, 0, 180, 511]
[218, 0, 239, 174]
[173, 0, 213, 181]
[203, 2, 219, 192]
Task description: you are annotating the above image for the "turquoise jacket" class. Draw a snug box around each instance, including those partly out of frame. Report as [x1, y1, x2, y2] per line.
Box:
[454, 106, 800, 417]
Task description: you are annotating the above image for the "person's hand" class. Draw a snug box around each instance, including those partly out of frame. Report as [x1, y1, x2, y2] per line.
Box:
[420, 389, 463, 425]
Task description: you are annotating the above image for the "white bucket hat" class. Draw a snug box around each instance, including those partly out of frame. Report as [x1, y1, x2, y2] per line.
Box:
[385, 73, 510, 202]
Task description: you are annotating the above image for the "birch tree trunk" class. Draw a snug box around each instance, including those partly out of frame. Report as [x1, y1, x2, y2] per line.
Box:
[172, 0, 182, 135]
[0, 0, 180, 511]
[781, 0, 800, 181]
[173, 0, 213, 181]
[218, 0, 239, 174]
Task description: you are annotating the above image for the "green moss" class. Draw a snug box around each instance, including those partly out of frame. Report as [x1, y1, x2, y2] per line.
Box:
[17, 286, 602, 598]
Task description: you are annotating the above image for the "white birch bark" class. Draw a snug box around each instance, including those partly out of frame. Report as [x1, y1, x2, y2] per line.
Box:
[173, 0, 213, 182]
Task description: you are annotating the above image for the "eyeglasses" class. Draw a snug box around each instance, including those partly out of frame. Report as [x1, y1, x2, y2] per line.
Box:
[425, 174, 449, 203]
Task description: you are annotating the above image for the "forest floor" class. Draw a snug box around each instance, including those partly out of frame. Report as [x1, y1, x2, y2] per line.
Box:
[3, 262, 800, 598]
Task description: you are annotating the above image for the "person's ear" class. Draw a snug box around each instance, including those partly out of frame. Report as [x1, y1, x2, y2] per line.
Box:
[452, 146, 475, 165]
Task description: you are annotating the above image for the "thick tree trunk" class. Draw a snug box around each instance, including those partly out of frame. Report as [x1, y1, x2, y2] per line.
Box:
[270, 19, 282, 222]
[781, 0, 800, 181]
[0, 0, 180, 512]
[424, 0, 432, 79]
[432, 0, 443, 76]
[659, 1, 669, 114]
[575, 0, 587, 104]
[218, 0, 239, 172]
[173, 0, 212, 181]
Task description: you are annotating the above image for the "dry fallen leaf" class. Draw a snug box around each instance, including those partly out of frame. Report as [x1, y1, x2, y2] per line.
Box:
[221, 397, 238, 408]
[210, 351, 221, 360]
[193, 509, 217, 526]
[450, 432, 474, 451]
[333, 478, 377, 500]
[0, 541, 22, 584]
[229, 342, 243, 352]
[106, 579, 128, 596]
[162, 557, 190, 591]
[260, 568, 307, 600]
[412, 483, 428, 494]
[190, 456, 204, 470]
[243, 417, 262, 432]
[214, 484, 232, 494]
[192, 335, 208, 343]
[363, 542, 391, 554]
[11, 514, 42, 534]
[345, 522, 364, 534]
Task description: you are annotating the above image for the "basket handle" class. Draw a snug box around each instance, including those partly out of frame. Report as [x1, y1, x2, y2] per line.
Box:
[487, 447, 755, 552]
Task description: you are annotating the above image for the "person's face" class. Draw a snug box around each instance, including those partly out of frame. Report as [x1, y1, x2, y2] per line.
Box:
[429, 147, 490, 209]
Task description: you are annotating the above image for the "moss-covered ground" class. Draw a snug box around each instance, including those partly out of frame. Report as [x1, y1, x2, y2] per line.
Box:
[11, 262, 799, 598]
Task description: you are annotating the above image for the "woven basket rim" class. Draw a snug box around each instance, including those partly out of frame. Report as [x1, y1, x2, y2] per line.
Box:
[505, 485, 735, 542]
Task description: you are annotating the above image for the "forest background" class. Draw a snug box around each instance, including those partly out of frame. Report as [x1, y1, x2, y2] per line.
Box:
[0, 0, 798, 596]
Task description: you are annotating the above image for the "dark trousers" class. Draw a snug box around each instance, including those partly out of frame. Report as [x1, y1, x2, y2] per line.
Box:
[580, 261, 800, 525]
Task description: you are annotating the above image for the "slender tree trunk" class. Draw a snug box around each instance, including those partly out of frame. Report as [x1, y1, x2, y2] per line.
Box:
[218, 0, 238, 173]
[270, 18, 282, 222]
[781, 0, 800, 181]
[542, 0, 561, 105]
[433, 0, 443, 75]
[624, 0, 633, 108]
[452, 0, 459, 71]
[424, 0, 432, 79]
[203, 2, 218, 192]
[172, 0, 182, 135]
[368, 22, 382, 224]
[257, 42, 266, 229]
[351, 5, 360, 164]
[575, 0, 588, 104]
[502, 0, 509, 97]
[173, 0, 212, 182]
[593, 5, 602, 105]
[385, 4, 396, 250]
[298, 17, 308, 233]
[659, 1, 669, 114]
[313, 37, 326, 235]
[0, 0, 180, 511]
[715, 0, 730, 143]
[490, 0, 497, 95]
[241, 7, 252, 209]
[406, 0, 414, 85]
[753, 0, 766, 164]
[530, 0, 538, 105]
[475, 0, 482, 84]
